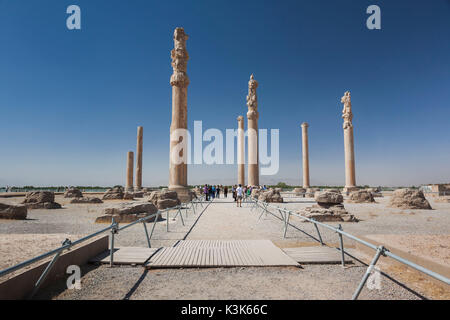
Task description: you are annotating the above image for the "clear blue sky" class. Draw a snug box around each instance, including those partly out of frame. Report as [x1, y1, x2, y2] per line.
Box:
[0, 0, 449, 187]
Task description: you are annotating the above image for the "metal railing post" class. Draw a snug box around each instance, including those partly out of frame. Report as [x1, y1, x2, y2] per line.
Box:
[283, 210, 291, 238]
[28, 238, 71, 299]
[166, 210, 169, 232]
[149, 212, 160, 239]
[178, 206, 185, 226]
[142, 221, 151, 248]
[352, 246, 385, 300]
[312, 219, 324, 245]
[109, 218, 118, 267]
[338, 224, 345, 267]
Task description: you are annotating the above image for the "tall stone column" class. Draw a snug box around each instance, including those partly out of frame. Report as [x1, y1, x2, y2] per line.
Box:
[135, 126, 143, 191]
[246, 74, 259, 186]
[168, 27, 191, 201]
[341, 91, 357, 193]
[237, 116, 245, 185]
[126, 151, 134, 192]
[301, 122, 310, 188]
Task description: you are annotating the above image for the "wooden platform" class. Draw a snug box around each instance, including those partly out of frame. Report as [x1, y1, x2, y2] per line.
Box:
[90, 247, 160, 265]
[283, 246, 353, 264]
[146, 240, 299, 268]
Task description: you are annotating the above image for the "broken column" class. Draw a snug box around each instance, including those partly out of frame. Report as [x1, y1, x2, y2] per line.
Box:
[135, 126, 143, 191]
[301, 122, 310, 188]
[341, 91, 357, 193]
[237, 116, 245, 185]
[246, 74, 259, 186]
[126, 151, 134, 192]
[168, 27, 191, 201]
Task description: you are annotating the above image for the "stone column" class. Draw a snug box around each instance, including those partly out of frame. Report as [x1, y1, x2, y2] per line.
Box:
[341, 91, 357, 193]
[135, 126, 143, 191]
[168, 27, 191, 201]
[237, 116, 245, 185]
[126, 151, 134, 192]
[246, 74, 259, 186]
[301, 122, 310, 188]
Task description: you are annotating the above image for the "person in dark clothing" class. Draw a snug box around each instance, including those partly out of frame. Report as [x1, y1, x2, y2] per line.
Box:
[216, 186, 220, 198]
[204, 184, 209, 201]
[224, 186, 228, 198]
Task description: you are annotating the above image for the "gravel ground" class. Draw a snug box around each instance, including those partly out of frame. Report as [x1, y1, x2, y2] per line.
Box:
[43, 263, 422, 300]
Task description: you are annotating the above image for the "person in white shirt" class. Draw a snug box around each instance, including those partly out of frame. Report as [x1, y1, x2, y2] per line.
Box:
[236, 184, 243, 207]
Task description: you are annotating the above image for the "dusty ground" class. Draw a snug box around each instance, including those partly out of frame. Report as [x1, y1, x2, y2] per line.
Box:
[1, 193, 449, 299]
[42, 264, 421, 300]
[364, 234, 450, 266]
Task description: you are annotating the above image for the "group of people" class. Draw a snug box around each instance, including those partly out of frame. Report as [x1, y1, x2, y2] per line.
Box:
[202, 185, 228, 201]
[200, 184, 268, 207]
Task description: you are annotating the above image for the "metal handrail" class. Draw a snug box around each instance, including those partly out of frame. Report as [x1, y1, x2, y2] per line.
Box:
[0, 195, 207, 298]
[249, 198, 450, 299]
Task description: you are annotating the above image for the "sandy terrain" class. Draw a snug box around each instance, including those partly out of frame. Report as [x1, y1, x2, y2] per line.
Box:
[364, 234, 450, 267]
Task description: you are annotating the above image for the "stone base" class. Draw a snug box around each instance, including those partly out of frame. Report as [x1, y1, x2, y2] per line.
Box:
[169, 186, 194, 203]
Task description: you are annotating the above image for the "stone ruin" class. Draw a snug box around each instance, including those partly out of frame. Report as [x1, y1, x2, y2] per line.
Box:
[64, 188, 83, 198]
[70, 197, 103, 204]
[147, 190, 181, 209]
[366, 187, 383, 197]
[292, 188, 306, 197]
[347, 190, 375, 203]
[64, 187, 103, 203]
[250, 188, 283, 203]
[0, 203, 27, 220]
[103, 186, 125, 200]
[388, 188, 432, 210]
[251, 188, 261, 198]
[22, 191, 62, 209]
[258, 188, 283, 203]
[95, 202, 159, 223]
[102, 186, 137, 200]
[298, 191, 357, 222]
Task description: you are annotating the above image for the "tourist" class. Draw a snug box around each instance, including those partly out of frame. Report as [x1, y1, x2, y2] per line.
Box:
[236, 184, 243, 207]
[224, 186, 228, 198]
[211, 185, 216, 199]
[204, 184, 209, 201]
[232, 185, 237, 202]
[216, 185, 221, 198]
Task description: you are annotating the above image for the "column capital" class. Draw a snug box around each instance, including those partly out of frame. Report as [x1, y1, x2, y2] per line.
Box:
[170, 27, 190, 88]
[341, 91, 353, 129]
[301, 122, 309, 128]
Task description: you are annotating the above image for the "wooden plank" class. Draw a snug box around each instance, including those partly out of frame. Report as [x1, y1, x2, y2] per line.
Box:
[146, 240, 298, 268]
[90, 247, 159, 265]
[283, 246, 353, 264]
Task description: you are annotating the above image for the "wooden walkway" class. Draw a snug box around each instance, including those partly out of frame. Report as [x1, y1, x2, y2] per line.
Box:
[146, 240, 299, 268]
[91, 247, 160, 265]
[283, 246, 353, 264]
[90, 242, 352, 267]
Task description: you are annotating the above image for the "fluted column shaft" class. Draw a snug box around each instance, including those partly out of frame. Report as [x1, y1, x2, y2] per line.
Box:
[237, 116, 245, 185]
[135, 126, 143, 191]
[301, 123, 310, 188]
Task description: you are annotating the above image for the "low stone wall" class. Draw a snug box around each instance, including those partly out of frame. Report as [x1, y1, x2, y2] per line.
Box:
[0, 235, 108, 300]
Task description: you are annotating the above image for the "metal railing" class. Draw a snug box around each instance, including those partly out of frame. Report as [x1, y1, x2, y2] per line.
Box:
[0, 195, 208, 299]
[248, 198, 450, 300]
